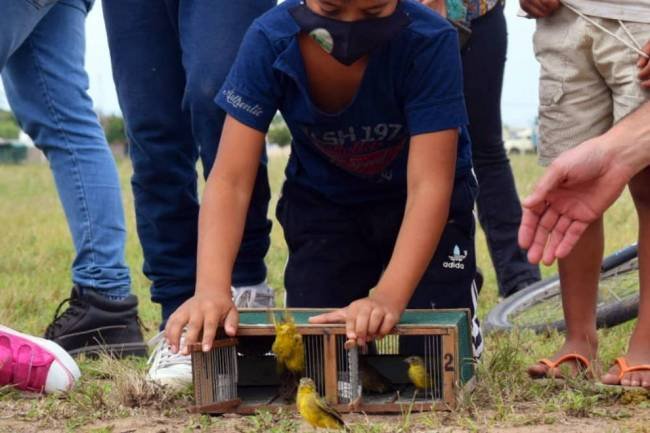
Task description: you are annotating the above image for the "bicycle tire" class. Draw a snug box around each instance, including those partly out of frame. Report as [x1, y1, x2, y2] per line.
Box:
[485, 244, 639, 334]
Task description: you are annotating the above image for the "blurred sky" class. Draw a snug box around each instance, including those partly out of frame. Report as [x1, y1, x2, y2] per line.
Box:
[0, 1, 539, 127]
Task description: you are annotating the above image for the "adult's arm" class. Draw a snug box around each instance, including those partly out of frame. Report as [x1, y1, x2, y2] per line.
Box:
[519, 100, 650, 265]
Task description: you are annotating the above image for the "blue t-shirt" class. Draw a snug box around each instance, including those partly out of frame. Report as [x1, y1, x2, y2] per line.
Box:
[216, 0, 472, 204]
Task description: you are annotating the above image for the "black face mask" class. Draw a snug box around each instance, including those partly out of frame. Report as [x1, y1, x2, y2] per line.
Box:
[289, 2, 410, 66]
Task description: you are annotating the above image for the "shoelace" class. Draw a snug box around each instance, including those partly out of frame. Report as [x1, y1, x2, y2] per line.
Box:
[44, 297, 84, 340]
[562, 1, 650, 59]
[147, 332, 191, 370]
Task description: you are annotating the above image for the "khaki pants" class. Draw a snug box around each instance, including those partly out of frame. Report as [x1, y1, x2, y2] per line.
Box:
[534, 5, 650, 165]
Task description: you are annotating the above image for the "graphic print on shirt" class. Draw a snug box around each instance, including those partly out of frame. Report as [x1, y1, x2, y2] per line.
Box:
[303, 123, 407, 179]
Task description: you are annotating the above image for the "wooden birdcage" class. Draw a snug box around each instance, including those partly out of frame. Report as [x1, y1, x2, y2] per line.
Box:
[189, 308, 475, 414]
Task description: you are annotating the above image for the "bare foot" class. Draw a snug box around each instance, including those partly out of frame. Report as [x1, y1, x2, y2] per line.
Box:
[528, 337, 597, 379]
[601, 335, 650, 388]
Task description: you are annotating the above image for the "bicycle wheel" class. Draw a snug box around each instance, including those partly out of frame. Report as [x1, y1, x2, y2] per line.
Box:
[485, 245, 639, 334]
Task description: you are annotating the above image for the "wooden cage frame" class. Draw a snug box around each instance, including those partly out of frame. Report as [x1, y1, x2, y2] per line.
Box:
[189, 308, 476, 415]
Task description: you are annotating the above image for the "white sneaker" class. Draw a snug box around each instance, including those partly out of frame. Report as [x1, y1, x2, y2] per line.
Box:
[233, 281, 275, 308]
[146, 331, 192, 390]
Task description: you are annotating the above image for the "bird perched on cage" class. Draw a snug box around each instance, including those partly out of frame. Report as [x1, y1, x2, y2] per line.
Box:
[297, 377, 349, 431]
[271, 311, 305, 374]
[404, 356, 432, 390]
[359, 356, 393, 394]
[271, 311, 305, 401]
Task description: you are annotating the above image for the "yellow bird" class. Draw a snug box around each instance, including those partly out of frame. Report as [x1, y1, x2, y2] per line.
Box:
[359, 357, 393, 394]
[404, 356, 432, 390]
[271, 311, 305, 374]
[297, 377, 348, 431]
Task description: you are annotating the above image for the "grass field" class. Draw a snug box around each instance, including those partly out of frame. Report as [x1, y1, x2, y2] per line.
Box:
[1, 154, 648, 433]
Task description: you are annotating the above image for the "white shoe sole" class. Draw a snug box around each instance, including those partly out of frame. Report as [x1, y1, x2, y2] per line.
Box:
[0, 325, 80, 393]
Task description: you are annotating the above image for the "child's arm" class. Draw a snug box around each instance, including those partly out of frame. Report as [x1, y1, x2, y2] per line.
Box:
[310, 129, 457, 345]
[165, 115, 266, 355]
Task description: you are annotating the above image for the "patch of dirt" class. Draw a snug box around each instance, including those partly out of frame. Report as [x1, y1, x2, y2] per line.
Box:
[2, 413, 650, 433]
[2, 399, 650, 433]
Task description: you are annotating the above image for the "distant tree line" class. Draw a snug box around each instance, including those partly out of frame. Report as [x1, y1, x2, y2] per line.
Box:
[0, 110, 19, 140]
[1, 109, 293, 148]
[0, 109, 128, 145]
[268, 113, 291, 147]
[100, 115, 127, 144]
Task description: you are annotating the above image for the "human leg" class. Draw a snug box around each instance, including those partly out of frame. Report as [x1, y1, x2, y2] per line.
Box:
[601, 168, 650, 388]
[462, 3, 540, 297]
[103, 0, 197, 322]
[3, 0, 131, 299]
[2, 0, 146, 357]
[527, 5, 612, 377]
[178, 0, 276, 301]
[0, 0, 54, 69]
[597, 18, 650, 388]
[527, 220, 602, 377]
[562, 15, 650, 384]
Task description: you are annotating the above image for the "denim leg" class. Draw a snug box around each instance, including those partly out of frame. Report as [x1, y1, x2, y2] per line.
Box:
[2, 0, 131, 298]
[103, 0, 197, 318]
[462, 3, 540, 297]
[178, 0, 276, 287]
[0, 0, 56, 68]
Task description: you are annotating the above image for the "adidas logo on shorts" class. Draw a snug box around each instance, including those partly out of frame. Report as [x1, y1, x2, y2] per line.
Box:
[443, 244, 467, 270]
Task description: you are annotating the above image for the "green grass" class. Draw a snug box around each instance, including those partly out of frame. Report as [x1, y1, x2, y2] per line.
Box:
[0, 154, 647, 432]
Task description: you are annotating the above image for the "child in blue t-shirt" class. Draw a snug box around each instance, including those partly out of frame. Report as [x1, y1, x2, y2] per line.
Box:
[165, 0, 481, 357]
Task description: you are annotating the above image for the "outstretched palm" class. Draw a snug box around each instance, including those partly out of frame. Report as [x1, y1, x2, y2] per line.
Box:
[519, 139, 632, 265]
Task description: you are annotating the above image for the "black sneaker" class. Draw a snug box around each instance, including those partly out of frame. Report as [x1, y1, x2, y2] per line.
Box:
[44, 286, 147, 358]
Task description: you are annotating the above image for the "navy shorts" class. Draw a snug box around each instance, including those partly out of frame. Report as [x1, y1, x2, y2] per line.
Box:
[276, 173, 483, 356]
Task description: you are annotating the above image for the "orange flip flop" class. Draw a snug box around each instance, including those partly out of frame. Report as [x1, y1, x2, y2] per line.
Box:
[528, 353, 593, 380]
[603, 357, 650, 388]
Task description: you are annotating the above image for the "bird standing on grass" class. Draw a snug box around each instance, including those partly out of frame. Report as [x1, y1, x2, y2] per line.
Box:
[404, 356, 432, 391]
[297, 377, 348, 431]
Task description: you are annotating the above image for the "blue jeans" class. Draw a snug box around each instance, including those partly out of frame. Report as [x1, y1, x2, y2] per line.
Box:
[462, 3, 541, 297]
[0, 0, 131, 298]
[103, 0, 276, 320]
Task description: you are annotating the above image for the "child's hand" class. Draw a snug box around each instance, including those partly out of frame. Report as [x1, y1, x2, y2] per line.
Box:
[164, 293, 239, 355]
[519, 0, 560, 18]
[638, 41, 650, 88]
[309, 296, 402, 346]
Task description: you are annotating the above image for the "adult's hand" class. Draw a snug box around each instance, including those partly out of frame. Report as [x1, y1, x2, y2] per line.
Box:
[420, 0, 447, 18]
[518, 138, 634, 265]
[519, 0, 561, 18]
